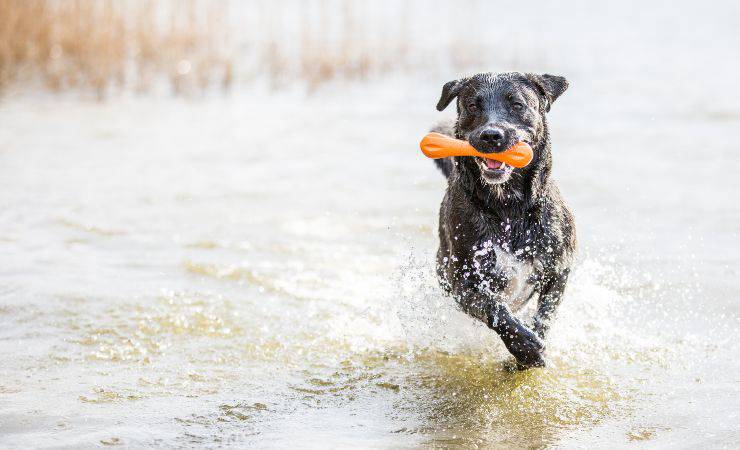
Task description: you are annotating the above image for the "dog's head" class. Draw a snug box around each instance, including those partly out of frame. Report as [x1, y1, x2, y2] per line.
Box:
[436, 72, 568, 186]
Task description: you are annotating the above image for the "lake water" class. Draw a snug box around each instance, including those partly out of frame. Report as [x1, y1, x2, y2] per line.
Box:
[1, 1, 740, 448]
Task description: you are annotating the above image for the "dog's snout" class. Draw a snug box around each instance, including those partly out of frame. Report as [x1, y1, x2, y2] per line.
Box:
[479, 128, 505, 147]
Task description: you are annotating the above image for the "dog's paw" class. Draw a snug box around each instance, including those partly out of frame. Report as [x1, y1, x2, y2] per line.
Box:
[489, 303, 547, 369]
[502, 329, 546, 369]
[503, 358, 545, 372]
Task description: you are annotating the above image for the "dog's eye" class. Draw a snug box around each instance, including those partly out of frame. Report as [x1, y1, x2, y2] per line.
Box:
[512, 102, 525, 111]
[467, 102, 478, 112]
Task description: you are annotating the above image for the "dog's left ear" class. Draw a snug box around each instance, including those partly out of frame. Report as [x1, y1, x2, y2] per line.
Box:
[526, 74, 569, 112]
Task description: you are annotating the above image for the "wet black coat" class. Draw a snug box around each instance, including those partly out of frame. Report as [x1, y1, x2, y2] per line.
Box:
[431, 72, 576, 368]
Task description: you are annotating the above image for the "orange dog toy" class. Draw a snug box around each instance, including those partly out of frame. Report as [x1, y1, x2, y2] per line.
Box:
[419, 132, 533, 168]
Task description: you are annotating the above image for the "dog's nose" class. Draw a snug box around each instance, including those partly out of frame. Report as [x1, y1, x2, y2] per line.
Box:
[479, 128, 505, 147]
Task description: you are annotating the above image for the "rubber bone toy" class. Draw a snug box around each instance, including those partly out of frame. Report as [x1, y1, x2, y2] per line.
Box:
[419, 132, 533, 168]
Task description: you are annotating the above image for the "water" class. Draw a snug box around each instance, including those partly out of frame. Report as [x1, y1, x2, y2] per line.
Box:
[2, 2, 740, 448]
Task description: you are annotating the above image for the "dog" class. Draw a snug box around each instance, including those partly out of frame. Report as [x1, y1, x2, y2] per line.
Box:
[431, 71, 576, 369]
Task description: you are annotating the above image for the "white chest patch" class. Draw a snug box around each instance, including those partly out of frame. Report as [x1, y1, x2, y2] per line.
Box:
[473, 242, 537, 312]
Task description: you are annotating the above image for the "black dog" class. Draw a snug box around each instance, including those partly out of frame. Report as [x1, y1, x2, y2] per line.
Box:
[431, 72, 576, 369]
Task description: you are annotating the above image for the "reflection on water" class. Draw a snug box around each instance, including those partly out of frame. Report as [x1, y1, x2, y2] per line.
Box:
[407, 352, 620, 448]
[306, 349, 624, 449]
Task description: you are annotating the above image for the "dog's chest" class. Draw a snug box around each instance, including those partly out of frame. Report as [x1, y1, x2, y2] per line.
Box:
[472, 241, 538, 311]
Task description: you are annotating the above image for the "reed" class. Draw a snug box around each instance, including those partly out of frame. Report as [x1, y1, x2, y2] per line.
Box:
[0, 0, 490, 97]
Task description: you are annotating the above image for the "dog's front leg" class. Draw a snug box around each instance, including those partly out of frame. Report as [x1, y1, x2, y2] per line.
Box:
[454, 282, 546, 369]
[532, 268, 570, 340]
[487, 302, 546, 369]
[452, 270, 545, 368]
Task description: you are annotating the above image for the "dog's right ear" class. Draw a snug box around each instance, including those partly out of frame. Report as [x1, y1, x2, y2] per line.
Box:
[436, 78, 467, 111]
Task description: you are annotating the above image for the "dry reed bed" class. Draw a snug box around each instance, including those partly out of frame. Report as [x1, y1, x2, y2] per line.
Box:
[0, 0, 489, 97]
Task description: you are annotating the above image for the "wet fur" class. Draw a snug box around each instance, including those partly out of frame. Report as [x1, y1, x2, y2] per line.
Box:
[432, 72, 576, 368]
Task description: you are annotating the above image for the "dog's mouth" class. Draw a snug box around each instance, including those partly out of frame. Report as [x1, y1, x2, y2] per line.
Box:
[476, 157, 514, 183]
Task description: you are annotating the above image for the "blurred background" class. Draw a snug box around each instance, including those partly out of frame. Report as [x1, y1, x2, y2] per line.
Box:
[1, 1, 739, 448]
